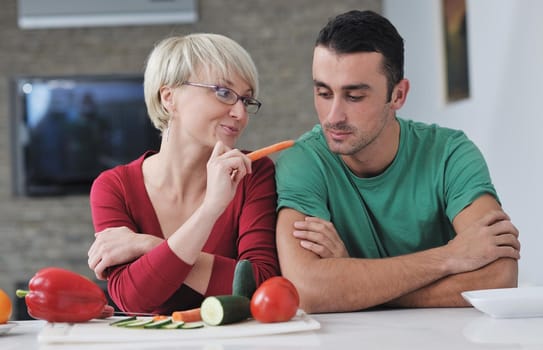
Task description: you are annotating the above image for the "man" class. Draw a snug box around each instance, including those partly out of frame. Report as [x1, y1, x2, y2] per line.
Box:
[275, 10, 520, 313]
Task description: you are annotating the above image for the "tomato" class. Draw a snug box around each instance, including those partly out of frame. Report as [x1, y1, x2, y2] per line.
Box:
[250, 276, 300, 323]
[0, 288, 12, 324]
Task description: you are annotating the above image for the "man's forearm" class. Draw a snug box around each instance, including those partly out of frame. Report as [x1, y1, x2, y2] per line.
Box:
[286, 247, 457, 313]
[385, 258, 518, 308]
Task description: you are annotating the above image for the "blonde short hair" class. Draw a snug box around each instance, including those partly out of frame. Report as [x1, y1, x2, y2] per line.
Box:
[144, 33, 259, 132]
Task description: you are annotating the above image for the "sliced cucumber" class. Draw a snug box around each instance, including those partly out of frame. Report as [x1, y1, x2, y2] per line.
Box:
[109, 316, 203, 330]
[144, 318, 173, 328]
[181, 321, 205, 329]
[109, 316, 137, 326]
[232, 259, 256, 298]
[161, 321, 185, 329]
[201, 295, 251, 326]
[123, 319, 154, 328]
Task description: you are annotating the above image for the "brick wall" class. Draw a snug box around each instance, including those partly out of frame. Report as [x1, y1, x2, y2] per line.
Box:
[0, 0, 380, 319]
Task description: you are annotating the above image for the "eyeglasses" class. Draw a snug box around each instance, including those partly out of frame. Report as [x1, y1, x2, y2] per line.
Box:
[182, 82, 262, 114]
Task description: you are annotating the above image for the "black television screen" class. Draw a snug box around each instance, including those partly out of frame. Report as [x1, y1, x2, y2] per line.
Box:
[10, 75, 161, 196]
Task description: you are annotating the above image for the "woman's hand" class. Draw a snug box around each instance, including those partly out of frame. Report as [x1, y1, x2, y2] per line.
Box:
[293, 217, 350, 258]
[202, 141, 252, 216]
[87, 226, 163, 280]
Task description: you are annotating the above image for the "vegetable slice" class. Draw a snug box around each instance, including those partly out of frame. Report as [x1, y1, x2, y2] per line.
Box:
[161, 321, 185, 329]
[144, 318, 173, 328]
[200, 295, 251, 326]
[171, 307, 202, 323]
[109, 316, 137, 326]
[123, 319, 154, 328]
[152, 315, 169, 321]
[180, 321, 204, 329]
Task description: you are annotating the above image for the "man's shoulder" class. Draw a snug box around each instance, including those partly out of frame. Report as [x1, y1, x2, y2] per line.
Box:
[297, 124, 326, 144]
[276, 125, 335, 168]
[399, 117, 468, 145]
[281, 125, 329, 156]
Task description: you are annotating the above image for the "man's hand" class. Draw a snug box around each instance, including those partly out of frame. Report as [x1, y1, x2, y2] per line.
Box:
[87, 226, 163, 280]
[293, 217, 349, 258]
[445, 210, 520, 274]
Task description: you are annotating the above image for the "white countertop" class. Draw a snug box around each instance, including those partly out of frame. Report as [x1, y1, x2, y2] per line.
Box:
[2, 307, 543, 349]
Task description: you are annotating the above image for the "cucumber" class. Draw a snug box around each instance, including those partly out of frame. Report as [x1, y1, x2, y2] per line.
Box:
[144, 318, 173, 329]
[123, 319, 154, 328]
[180, 321, 204, 329]
[109, 316, 136, 326]
[232, 259, 256, 298]
[200, 295, 251, 326]
[161, 321, 185, 329]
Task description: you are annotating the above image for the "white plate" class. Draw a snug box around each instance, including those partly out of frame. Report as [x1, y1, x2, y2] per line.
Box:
[462, 286, 543, 318]
[0, 322, 16, 335]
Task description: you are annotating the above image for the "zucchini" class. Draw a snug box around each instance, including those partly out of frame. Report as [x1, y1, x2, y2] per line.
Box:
[232, 259, 256, 298]
[200, 295, 251, 326]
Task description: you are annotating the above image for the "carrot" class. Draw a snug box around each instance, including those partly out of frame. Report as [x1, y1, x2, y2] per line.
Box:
[152, 315, 169, 321]
[247, 140, 295, 162]
[171, 307, 202, 323]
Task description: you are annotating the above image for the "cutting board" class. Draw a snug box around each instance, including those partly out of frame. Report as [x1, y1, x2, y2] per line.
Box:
[38, 312, 320, 344]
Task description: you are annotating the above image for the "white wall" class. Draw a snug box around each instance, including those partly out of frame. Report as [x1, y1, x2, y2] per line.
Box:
[384, 0, 541, 286]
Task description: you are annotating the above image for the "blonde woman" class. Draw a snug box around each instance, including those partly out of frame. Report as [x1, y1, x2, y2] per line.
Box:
[87, 34, 279, 314]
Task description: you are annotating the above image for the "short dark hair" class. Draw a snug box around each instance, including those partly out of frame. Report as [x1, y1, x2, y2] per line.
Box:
[316, 10, 404, 100]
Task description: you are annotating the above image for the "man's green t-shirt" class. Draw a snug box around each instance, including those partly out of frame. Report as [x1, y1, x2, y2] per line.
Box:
[275, 118, 498, 258]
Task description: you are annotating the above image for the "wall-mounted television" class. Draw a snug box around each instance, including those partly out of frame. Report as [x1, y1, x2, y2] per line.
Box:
[10, 74, 161, 196]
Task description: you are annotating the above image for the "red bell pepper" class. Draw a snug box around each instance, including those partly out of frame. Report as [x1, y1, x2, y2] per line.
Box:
[16, 267, 107, 323]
